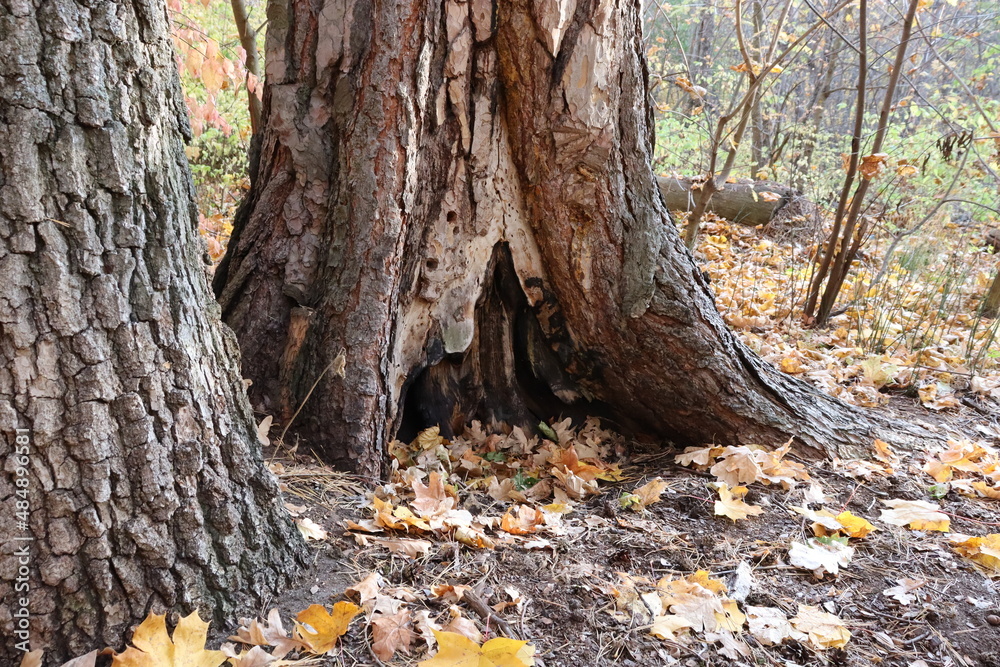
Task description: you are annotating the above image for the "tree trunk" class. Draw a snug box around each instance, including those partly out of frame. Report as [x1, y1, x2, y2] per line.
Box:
[0, 2, 307, 662]
[657, 176, 801, 226]
[216, 0, 897, 476]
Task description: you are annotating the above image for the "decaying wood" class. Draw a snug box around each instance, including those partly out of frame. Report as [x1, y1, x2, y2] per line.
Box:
[216, 0, 908, 476]
[657, 176, 801, 226]
[0, 2, 306, 661]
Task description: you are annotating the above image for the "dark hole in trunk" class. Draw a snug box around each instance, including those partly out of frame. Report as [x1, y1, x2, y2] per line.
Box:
[396, 242, 616, 443]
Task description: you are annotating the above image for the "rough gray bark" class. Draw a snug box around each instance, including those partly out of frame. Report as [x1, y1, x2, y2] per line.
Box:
[216, 0, 903, 477]
[0, 1, 307, 662]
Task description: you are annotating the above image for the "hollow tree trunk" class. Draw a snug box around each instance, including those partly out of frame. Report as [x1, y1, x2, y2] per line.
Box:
[0, 1, 306, 662]
[215, 0, 896, 476]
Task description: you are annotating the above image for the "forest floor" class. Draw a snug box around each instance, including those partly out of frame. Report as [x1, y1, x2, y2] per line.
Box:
[44, 210, 994, 667]
[186, 212, 1000, 667]
[257, 395, 1000, 667]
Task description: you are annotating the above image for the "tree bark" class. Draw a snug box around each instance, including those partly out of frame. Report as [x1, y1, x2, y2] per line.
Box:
[0, 1, 306, 662]
[657, 176, 801, 226]
[216, 0, 898, 477]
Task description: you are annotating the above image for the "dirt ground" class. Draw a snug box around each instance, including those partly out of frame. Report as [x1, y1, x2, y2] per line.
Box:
[254, 398, 1000, 667]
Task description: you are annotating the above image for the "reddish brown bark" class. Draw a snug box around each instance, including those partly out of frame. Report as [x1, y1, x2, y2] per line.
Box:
[216, 0, 900, 476]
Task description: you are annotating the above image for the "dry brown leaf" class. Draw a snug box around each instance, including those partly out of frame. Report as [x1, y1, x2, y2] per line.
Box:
[371, 610, 413, 662]
[788, 539, 854, 577]
[228, 609, 305, 659]
[442, 607, 483, 644]
[411, 471, 456, 516]
[500, 504, 545, 535]
[746, 606, 805, 646]
[294, 517, 328, 541]
[371, 537, 433, 558]
[649, 614, 693, 641]
[431, 584, 472, 603]
[882, 578, 926, 605]
[346, 572, 383, 605]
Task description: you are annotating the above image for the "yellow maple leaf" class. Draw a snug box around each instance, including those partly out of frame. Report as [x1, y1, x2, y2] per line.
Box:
[950, 534, 1000, 573]
[113, 612, 226, 667]
[880, 499, 950, 532]
[714, 599, 746, 633]
[714, 483, 764, 521]
[790, 606, 851, 649]
[685, 570, 728, 595]
[294, 602, 361, 654]
[834, 511, 876, 538]
[418, 630, 535, 667]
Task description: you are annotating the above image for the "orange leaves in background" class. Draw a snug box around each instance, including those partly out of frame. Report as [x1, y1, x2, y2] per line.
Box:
[167, 0, 255, 137]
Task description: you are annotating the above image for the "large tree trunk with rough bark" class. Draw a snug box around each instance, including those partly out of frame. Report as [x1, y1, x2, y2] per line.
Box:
[0, 1, 307, 662]
[216, 0, 899, 477]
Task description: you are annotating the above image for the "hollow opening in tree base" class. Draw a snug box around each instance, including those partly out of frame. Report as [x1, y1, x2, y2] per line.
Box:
[395, 242, 623, 444]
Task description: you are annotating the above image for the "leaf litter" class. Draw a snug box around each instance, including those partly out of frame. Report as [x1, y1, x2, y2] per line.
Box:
[43, 409, 1000, 667]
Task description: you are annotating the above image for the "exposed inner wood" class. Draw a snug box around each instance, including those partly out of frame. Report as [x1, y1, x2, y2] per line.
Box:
[214, 0, 913, 476]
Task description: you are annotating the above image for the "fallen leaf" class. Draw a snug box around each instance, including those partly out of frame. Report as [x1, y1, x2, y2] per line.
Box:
[431, 584, 472, 603]
[746, 606, 805, 646]
[294, 602, 361, 655]
[443, 607, 483, 644]
[346, 573, 383, 605]
[714, 599, 746, 633]
[113, 612, 226, 667]
[790, 605, 851, 649]
[61, 652, 100, 667]
[371, 537, 433, 558]
[788, 539, 854, 577]
[219, 644, 284, 667]
[649, 614, 693, 641]
[833, 511, 876, 539]
[500, 505, 545, 535]
[411, 471, 456, 516]
[706, 630, 750, 658]
[714, 483, 764, 521]
[18, 651, 43, 667]
[229, 609, 305, 659]
[711, 447, 764, 486]
[294, 517, 328, 541]
[880, 499, 950, 531]
[371, 610, 414, 661]
[950, 534, 1000, 573]
[634, 477, 670, 505]
[882, 578, 926, 605]
[418, 630, 535, 667]
[413, 610, 443, 651]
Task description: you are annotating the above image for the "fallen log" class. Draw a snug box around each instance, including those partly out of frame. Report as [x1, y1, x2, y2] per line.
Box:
[657, 176, 802, 226]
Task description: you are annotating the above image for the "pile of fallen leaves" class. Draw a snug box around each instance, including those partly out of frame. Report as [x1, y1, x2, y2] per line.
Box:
[341, 419, 626, 553]
[692, 215, 1000, 411]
